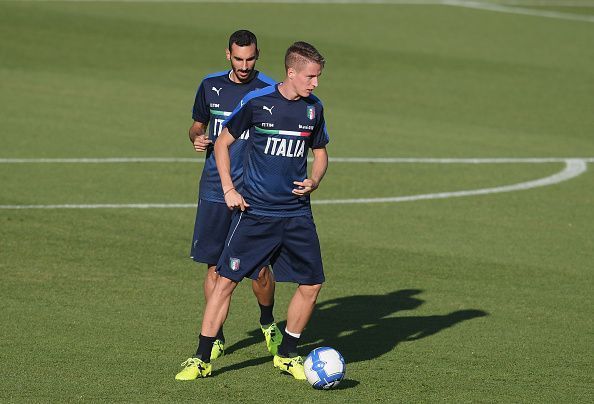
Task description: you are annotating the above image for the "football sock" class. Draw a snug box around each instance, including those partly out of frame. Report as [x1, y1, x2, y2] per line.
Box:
[259, 302, 275, 326]
[195, 334, 216, 363]
[278, 328, 300, 357]
[215, 326, 225, 343]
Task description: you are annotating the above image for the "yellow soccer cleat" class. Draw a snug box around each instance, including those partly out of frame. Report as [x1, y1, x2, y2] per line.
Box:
[273, 355, 306, 380]
[175, 357, 212, 380]
[260, 323, 282, 356]
[211, 339, 225, 361]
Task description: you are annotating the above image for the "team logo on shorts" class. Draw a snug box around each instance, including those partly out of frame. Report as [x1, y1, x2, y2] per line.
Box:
[230, 257, 241, 271]
[307, 105, 315, 120]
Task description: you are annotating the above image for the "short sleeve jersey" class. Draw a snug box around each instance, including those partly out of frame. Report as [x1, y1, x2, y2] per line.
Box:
[223, 84, 330, 217]
[192, 70, 276, 203]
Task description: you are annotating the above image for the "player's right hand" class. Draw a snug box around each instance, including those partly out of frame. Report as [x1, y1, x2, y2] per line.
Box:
[224, 189, 250, 212]
[192, 134, 212, 152]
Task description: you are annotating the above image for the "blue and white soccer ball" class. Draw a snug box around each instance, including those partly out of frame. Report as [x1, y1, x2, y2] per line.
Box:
[303, 347, 346, 389]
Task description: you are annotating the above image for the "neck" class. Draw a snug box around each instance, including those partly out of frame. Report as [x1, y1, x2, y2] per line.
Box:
[278, 80, 300, 101]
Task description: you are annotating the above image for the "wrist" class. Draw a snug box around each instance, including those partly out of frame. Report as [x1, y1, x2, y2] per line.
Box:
[223, 187, 235, 196]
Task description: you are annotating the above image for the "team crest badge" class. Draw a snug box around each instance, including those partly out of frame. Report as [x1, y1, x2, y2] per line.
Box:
[230, 257, 241, 271]
[307, 105, 315, 120]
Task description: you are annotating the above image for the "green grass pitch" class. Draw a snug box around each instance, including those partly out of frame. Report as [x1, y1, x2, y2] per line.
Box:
[1, 1, 593, 402]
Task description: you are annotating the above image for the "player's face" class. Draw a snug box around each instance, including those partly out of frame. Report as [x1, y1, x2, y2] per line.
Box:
[226, 43, 258, 83]
[289, 61, 323, 98]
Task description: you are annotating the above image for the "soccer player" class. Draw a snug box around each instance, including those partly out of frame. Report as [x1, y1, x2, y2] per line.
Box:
[178, 41, 329, 380]
[176, 30, 281, 380]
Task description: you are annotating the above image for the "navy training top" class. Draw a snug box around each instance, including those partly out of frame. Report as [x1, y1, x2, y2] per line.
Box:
[192, 70, 276, 203]
[223, 84, 330, 217]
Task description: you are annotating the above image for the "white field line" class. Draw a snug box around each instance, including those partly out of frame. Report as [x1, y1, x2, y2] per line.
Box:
[0, 157, 199, 163]
[327, 157, 594, 163]
[5, 1, 594, 22]
[0, 0, 444, 3]
[0, 158, 588, 209]
[443, 0, 594, 22]
[493, 1, 594, 7]
[314, 158, 587, 205]
[0, 203, 197, 209]
[2, 157, 594, 164]
[10, 0, 594, 5]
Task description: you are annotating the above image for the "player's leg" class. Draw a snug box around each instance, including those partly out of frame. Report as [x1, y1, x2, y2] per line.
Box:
[272, 283, 322, 380]
[189, 200, 233, 359]
[176, 276, 237, 380]
[252, 266, 274, 306]
[203, 264, 225, 359]
[271, 215, 325, 380]
[203, 264, 218, 302]
[177, 211, 282, 379]
[283, 283, 323, 352]
[252, 266, 282, 355]
[200, 275, 238, 348]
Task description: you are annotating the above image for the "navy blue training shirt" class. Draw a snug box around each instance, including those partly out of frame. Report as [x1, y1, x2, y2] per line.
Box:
[223, 84, 330, 217]
[193, 70, 276, 203]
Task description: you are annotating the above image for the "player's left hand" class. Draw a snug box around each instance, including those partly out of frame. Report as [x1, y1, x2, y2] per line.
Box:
[292, 179, 318, 196]
[192, 134, 212, 152]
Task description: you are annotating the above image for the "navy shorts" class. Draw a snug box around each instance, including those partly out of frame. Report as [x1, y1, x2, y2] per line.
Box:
[190, 199, 233, 265]
[217, 212, 325, 285]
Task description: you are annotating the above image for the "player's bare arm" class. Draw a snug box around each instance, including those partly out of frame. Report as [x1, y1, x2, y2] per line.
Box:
[189, 121, 212, 152]
[292, 147, 328, 196]
[214, 128, 249, 211]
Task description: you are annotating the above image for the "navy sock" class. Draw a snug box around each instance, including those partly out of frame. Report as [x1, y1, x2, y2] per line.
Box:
[277, 330, 299, 358]
[194, 334, 216, 363]
[259, 302, 275, 326]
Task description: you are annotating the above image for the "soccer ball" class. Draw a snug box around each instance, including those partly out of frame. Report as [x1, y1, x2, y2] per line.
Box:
[303, 347, 346, 389]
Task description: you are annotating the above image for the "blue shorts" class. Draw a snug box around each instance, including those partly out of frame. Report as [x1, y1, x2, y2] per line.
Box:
[217, 212, 325, 285]
[190, 199, 233, 265]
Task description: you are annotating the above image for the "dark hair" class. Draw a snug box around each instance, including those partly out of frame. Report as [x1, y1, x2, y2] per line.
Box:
[284, 41, 325, 71]
[228, 30, 258, 50]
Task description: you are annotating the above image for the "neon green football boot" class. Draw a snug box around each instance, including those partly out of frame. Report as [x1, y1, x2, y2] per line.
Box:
[175, 357, 212, 380]
[260, 322, 283, 355]
[211, 339, 225, 360]
[273, 355, 306, 380]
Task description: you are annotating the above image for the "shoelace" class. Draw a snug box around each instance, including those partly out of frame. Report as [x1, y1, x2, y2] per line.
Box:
[281, 356, 304, 372]
[180, 358, 201, 367]
[284, 356, 303, 364]
[263, 325, 276, 338]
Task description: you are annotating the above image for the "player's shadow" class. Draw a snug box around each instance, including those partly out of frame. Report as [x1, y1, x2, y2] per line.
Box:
[301, 289, 487, 363]
[218, 289, 487, 374]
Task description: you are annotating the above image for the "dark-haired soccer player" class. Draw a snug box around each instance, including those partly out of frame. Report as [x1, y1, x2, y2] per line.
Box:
[176, 30, 281, 381]
[177, 41, 329, 380]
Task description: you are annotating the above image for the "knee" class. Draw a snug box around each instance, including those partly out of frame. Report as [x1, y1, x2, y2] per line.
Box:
[299, 283, 322, 301]
[214, 276, 237, 296]
[206, 265, 218, 281]
[254, 266, 273, 288]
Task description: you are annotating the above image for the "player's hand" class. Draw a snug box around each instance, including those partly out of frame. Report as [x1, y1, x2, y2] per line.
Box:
[224, 189, 250, 211]
[192, 134, 212, 152]
[292, 178, 318, 196]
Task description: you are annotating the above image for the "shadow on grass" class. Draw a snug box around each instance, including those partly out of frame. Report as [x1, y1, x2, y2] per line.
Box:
[333, 379, 360, 389]
[220, 289, 487, 374]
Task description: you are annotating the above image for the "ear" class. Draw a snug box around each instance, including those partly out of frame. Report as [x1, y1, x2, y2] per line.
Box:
[287, 67, 296, 79]
[255, 48, 260, 60]
[225, 48, 231, 61]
